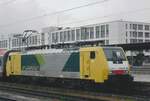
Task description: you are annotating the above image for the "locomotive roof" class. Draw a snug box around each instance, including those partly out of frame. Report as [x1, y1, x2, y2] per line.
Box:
[21, 46, 122, 55]
[21, 48, 79, 55]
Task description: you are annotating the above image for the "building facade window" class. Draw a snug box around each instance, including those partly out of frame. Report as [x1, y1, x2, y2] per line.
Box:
[133, 31, 137, 37]
[130, 39, 137, 43]
[71, 30, 75, 41]
[130, 31, 132, 37]
[130, 31, 137, 37]
[12, 39, 15, 47]
[76, 29, 80, 40]
[145, 25, 149, 30]
[145, 32, 150, 38]
[130, 24, 132, 29]
[145, 40, 150, 42]
[67, 31, 71, 41]
[106, 24, 109, 37]
[0, 40, 7, 48]
[64, 31, 68, 42]
[35, 36, 38, 44]
[0, 41, 3, 48]
[138, 39, 143, 43]
[29, 37, 32, 44]
[32, 36, 35, 45]
[81, 27, 86, 40]
[55, 32, 58, 42]
[138, 24, 143, 30]
[106, 40, 109, 45]
[60, 32, 63, 42]
[85, 28, 90, 40]
[14, 39, 17, 47]
[101, 25, 105, 38]
[133, 24, 137, 30]
[52, 33, 56, 43]
[126, 24, 128, 29]
[95, 26, 100, 38]
[126, 32, 128, 37]
[138, 32, 143, 37]
[89, 27, 94, 39]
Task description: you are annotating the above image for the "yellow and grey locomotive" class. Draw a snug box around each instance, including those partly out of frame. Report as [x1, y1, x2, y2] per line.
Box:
[0, 47, 133, 83]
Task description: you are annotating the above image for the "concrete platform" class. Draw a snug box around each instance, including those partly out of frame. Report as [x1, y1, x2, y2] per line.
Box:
[132, 74, 150, 82]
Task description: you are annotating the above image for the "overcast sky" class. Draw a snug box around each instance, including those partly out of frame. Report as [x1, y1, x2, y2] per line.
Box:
[0, 0, 150, 34]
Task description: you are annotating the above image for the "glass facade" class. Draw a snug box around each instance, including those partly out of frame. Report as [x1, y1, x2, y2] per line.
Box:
[0, 40, 7, 48]
[76, 29, 80, 40]
[145, 25, 150, 30]
[96, 26, 100, 38]
[10, 35, 40, 48]
[101, 25, 105, 38]
[49, 24, 110, 44]
[89, 27, 94, 39]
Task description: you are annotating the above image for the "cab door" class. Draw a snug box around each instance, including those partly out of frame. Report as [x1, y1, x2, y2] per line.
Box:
[11, 54, 21, 75]
[80, 47, 109, 83]
[81, 51, 90, 78]
[6, 53, 21, 76]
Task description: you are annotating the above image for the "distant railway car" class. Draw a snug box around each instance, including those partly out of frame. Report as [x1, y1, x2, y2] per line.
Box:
[0, 49, 7, 76]
[0, 56, 3, 76]
[2, 47, 133, 83]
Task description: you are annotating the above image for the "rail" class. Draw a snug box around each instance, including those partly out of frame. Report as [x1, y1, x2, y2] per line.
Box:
[0, 81, 149, 101]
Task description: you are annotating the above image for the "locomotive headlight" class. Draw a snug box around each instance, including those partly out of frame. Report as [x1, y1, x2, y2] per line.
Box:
[125, 70, 129, 73]
[109, 71, 112, 74]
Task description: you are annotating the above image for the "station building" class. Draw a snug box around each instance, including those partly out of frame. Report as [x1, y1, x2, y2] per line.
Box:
[48, 20, 150, 46]
[0, 20, 150, 50]
[47, 20, 150, 65]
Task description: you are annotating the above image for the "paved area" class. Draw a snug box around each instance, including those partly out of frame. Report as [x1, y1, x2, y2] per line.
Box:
[132, 74, 150, 82]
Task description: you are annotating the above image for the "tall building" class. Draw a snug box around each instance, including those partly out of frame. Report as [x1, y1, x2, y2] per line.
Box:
[48, 20, 150, 46]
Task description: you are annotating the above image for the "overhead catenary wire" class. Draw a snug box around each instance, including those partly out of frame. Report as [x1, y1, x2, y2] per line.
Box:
[0, 0, 150, 29]
[0, 0, 109, 28]
[0, 0, 16, 6]
[1, 6, 150, 29]
[57, 7, 150, 26]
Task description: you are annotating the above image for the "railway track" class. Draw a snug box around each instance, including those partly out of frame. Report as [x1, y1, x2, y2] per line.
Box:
[0, 97, 16, 101]
[0, 81, 149, 101]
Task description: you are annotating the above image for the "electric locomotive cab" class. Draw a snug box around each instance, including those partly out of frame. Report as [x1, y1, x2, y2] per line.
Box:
[103, 47, 133, 82]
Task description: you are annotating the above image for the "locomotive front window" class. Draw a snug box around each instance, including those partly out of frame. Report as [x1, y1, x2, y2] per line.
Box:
[103, 48, 126, 61]
[9, 56, 11, 61]
[90, 51, 96, 59]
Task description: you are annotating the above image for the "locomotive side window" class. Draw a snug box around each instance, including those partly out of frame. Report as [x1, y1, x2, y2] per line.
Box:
[90, 51, 96, 59]
[9, 56, 11, 61]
